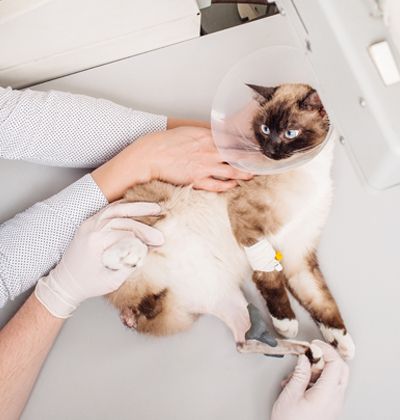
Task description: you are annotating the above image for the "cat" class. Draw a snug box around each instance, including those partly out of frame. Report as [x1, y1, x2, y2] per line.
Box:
[102, 83, 355, 360]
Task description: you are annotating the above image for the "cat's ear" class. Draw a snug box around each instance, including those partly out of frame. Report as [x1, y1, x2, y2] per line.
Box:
[246, 84, 277, 103]
[299, 89, 326, 115]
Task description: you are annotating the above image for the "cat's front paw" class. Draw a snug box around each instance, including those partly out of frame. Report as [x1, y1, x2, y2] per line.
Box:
[320, 325, 355, 360]
[102, 237, 148, 271]
[271, 316, 299, 338]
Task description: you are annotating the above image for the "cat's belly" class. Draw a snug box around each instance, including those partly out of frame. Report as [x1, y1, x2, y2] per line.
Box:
[139, 190, 252, 312]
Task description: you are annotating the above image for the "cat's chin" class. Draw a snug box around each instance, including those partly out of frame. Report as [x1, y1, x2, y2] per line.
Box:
[264, 153, 292, 161]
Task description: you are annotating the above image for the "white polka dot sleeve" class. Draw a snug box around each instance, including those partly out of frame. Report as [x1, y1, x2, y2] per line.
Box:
[0, 86, 167, 167]
[0, 86, 167, 307]
[0, 174, 108, 307]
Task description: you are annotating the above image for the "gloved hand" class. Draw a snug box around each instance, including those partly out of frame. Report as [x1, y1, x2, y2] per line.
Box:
[35, 202, 164, 318]
[271, 340, 350, 420]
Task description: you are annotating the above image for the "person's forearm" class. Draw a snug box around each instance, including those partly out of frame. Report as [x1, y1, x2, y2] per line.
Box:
[167, 117, 210, 129]
[0, 87, 211, 169]
[0, 175, 107, 307]
[0, 87, 167, 168]
[91, 140, 151, 202]
[0, 293, 64, 420]
[91, 119, 210, 201]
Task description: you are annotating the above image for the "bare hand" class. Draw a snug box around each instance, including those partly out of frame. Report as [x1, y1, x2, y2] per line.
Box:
[92, 126, 253, 201]
[131, 127, 253, 191]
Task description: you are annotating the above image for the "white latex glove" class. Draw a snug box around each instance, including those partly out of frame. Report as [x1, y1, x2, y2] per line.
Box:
[35, 202, 164, 318]
[271, 340, 350, 420]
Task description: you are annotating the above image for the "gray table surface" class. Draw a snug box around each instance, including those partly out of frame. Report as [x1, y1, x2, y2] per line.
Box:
[1, 14, 399, 420]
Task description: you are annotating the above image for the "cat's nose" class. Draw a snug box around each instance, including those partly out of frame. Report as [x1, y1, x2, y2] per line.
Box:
[263, 142, 275, 154]
[262, 144, 285, 160]
[270, 133, 281, 143]
[263, 141, 281, 158]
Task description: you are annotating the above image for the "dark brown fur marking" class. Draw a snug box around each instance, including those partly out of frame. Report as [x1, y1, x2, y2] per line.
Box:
[253, 271, 296, 321]
[138, 289, 168, 319]
[305, 347, 321, 365]
[124, 180, 174, 226]
[227, 178, 284, 247]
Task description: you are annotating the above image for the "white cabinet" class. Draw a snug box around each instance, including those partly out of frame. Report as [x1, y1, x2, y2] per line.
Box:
[0, 0, 200, 88]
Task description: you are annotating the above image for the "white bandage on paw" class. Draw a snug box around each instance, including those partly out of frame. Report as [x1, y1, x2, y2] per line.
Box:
[243, 239, 283, 272]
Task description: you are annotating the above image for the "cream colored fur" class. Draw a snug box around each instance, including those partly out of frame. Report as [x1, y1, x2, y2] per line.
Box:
[103, 138, 356, 358]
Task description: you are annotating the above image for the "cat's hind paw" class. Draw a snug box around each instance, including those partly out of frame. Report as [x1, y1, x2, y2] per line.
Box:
[271, 316, 299, 339]
[120, 307, 138, 329]
[320, 325, 355, 360]
[102, 237, 148, 271]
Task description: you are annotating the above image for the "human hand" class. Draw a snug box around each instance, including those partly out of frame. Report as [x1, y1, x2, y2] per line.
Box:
[35, 202, 164, 318]
[92, 127, 253, 201]
[131, 126, 253, 191]
[271, 340, 350, 420]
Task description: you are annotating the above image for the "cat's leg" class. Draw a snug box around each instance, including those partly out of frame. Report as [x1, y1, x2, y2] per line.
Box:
[227, 196, 297, 339]
[253, 271, 298, 338]
[199, 289, 251, 344]
[108, 277, 196, 336]
[284, 252, 355, 359]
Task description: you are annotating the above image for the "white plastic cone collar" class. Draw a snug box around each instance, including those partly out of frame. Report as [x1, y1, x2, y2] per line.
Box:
[211, 46, 332, 174]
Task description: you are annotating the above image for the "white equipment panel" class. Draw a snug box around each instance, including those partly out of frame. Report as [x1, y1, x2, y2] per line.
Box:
[275, 0, 400, 191]
[0, 0, 200, 88]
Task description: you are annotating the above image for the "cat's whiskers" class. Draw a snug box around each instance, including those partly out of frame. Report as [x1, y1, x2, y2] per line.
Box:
[233, 121, 263, 153]
[234, 133, 262, 152]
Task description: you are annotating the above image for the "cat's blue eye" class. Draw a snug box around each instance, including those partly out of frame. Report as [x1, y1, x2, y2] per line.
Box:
[261, 124, 270, 135]
[285, 129, 300, 139]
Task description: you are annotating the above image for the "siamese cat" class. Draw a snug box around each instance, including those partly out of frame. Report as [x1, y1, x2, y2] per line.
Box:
[102, 83, 355, 360]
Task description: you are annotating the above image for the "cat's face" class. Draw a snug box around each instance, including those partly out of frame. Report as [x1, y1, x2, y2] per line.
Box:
[248, 84, 329, 161]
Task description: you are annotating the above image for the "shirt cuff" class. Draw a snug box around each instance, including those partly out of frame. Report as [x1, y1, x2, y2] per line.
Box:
[41, 173, 108, 227]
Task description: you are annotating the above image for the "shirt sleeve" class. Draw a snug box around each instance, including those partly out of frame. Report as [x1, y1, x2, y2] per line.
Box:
[0, 174, 108, 307]
[0, 86, 167, 168]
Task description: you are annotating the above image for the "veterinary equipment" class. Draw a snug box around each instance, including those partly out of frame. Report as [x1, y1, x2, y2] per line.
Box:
[268, 0, 400, 190]
[211, 0, 399, 186]
[243, 304, 324, 366]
